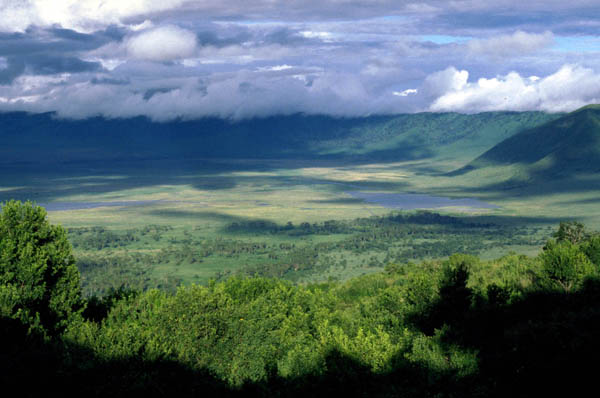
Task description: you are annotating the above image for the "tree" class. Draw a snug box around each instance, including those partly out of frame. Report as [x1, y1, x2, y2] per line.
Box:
[0, 200, 83, 336]
[539, 239, 595, 292]
[438, 255, 473, 322]
[552, 221, 588, 244]
[581, 234, 600, 267]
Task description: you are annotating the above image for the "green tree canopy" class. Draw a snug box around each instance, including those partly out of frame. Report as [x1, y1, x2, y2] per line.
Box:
[0, 200, 83, 336]
[552, 221, 588, 244]
[539, 239, 595, 292]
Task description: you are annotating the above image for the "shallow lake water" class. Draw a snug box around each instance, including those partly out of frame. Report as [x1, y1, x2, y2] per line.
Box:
[37, 191, 497, 213]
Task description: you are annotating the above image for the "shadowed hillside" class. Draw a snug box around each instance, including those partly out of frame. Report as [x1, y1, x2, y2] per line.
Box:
[0, 111, 558, 166]
[453, 105, 600, 179]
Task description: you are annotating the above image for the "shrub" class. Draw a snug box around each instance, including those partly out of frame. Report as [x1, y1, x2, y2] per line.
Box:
[0, 201, 83, 336]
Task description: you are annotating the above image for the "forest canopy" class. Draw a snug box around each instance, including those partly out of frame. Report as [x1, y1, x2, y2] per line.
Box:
[1, 201, 599, 397]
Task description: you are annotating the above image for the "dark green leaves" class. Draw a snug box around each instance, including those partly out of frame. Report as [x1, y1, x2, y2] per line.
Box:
[0, 200, 83, 336]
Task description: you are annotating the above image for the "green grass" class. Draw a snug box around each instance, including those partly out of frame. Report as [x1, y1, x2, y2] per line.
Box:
[2, 155, 594, 295]
[3, 110, 599, 295]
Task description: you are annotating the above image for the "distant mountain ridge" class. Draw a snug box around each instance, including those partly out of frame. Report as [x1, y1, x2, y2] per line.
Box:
[0, 111, 559, 166]
[455, 105, 600, 178]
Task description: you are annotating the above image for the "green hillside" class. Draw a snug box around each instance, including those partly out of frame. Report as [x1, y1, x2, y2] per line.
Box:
[310, 111, 561, 162]
[0, 111, 559, 166]
[456, 105, 600, 178]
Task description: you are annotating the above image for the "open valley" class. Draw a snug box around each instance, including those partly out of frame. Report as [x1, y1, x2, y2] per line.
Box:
[4, 108, 599, 294]
[3, 4, 600, 394]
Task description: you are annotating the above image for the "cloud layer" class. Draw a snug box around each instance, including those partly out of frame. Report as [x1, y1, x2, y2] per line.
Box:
[467, 31, 554, 59]
[125, 26, 198, 61]
[429, 65, 600, 113]
[1, 1, 600, 119]
[4, 1, 600, 34]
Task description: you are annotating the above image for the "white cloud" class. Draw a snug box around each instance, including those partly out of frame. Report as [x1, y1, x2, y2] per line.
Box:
[3, 23, 600, 123]
[0, 1, 38, 32]
[257, 64, 293, 72]
[97, 59, 126, 71]
[129, 19, 155, 31]
[16, 73, 71, 91]
[393, 89, 418, 96]
[125, 26, 198, 62]
[467, 31, 554, 58]
[0, 0, 190, 33]
[195, 44, 293, 65]
[2, 1, 600, 36]
[429, 64, 600, 113]
[4, 1, 413, 33]
[0, 65, 410, 120]
[422, 67, 469, 99]
[300, 31, 333, 40]
[0, 94, 41, 103]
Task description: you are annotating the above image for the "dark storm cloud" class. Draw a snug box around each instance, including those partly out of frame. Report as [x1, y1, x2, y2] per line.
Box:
[0, 27, 111, 82]
[0, 27, 117, 55]
[24, 54, 100, 75]
[0, 57, 25, 84]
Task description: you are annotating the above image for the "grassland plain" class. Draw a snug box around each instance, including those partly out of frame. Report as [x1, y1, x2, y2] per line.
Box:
[0, 157, 556, 295]
[3, 109, 598, 294]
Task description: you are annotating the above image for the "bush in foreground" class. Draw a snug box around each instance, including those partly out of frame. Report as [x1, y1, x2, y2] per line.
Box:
[0, 200, 83, 336]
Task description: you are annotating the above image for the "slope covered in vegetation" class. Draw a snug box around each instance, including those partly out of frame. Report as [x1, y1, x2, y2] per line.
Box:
[2, 201, 600, 397]
[456, 105, 600, 178]
[0, 111, 558, 165]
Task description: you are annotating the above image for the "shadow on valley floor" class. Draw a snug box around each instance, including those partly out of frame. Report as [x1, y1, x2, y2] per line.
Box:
[3, 154, 600, 210]
[0, 161, 244, 202]
[308, 198, 367, 205]
[0, 158, 412, 206]
[455, 214, 566, 227]
[425, 172, 600, 203]
[553, 197, 600, 206]
[146, 208, 564, 238]
[145, 210, 270, 226]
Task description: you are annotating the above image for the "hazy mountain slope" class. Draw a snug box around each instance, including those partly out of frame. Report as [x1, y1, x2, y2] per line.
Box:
[456, 105, 600, 178]
[310, 111, 561, 162]
[0, 111, 559, 165]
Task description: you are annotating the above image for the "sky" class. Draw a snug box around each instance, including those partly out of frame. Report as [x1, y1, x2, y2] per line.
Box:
[2, 1, 600, 120]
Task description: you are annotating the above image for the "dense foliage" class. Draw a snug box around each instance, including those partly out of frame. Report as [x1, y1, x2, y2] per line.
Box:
[2, 204, 599, 396]
[0, 200, 83, 336]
